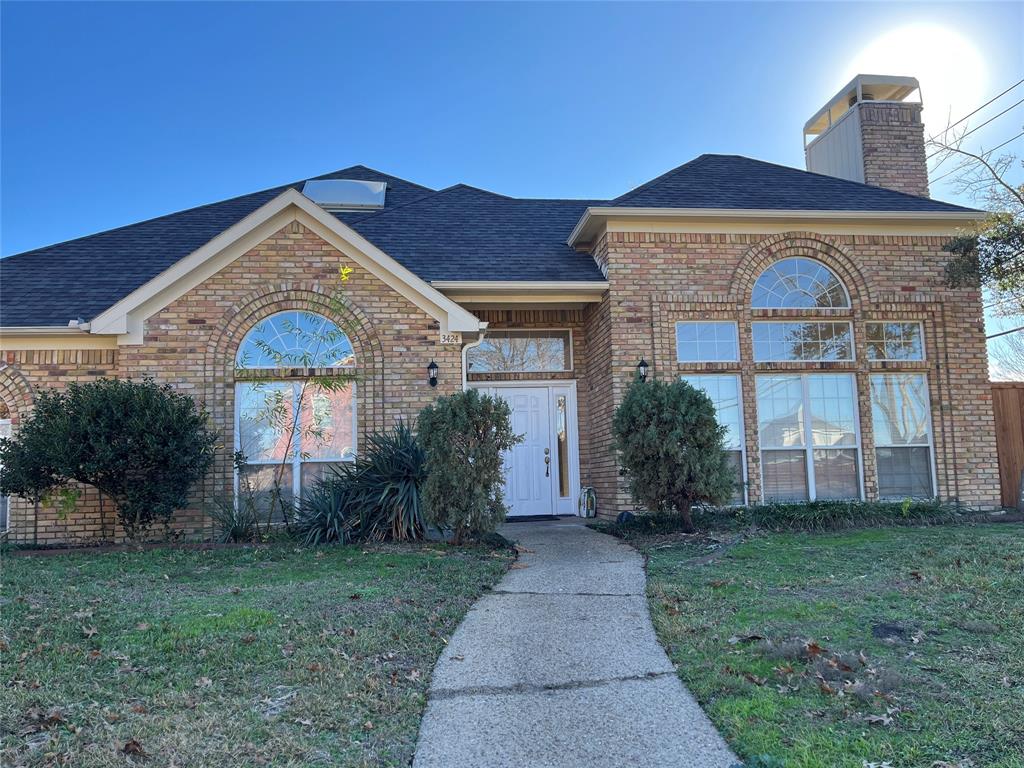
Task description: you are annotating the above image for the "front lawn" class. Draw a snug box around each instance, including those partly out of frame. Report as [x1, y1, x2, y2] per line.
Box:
[0, 542, 512, 767]
[645, 524, 1024, 768]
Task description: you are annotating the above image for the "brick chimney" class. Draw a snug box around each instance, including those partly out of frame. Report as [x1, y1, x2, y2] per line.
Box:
[804, 75, 930, 198]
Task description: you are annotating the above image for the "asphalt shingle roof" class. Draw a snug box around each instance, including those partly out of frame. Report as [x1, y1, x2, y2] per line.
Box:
[0, 155, 975, 327]
[611, 154, 974, 212]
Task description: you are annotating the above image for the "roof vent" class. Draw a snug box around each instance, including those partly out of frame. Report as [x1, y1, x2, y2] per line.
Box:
[302, 179, 387, 211]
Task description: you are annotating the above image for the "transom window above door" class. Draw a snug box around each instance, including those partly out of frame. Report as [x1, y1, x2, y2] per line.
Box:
[751, 257, 850, 309]
[467, 330, 572, 373]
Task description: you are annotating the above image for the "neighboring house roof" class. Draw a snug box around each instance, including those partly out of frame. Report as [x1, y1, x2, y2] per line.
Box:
[0, 154, 976, 328]
[611, 154, 974, 212]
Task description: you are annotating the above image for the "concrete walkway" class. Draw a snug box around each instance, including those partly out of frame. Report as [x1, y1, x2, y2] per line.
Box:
[413, 519, 737, 768]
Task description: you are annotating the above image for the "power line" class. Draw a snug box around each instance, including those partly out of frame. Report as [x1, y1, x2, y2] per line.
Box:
[930, 129, 1024, 185]
[926, 78, 1024, 143]
[926, 96, 1024, 160]
[988, 324, 1024, 340]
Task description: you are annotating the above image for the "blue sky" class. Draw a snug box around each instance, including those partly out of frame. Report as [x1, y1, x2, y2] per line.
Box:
[3, 1, 1021, 256]
[2, 2, 1023, 365]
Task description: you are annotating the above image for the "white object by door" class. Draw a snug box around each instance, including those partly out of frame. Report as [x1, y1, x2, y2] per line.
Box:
[471, 383, 580, 517]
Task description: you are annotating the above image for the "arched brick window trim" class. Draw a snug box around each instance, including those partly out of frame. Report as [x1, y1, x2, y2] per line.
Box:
[730, 232, 873, 306]
[0, 365, 35, 427]
[202, 285, 385, 501]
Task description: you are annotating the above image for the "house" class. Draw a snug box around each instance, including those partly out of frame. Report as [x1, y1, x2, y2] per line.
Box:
[0, 75, 1001, 542]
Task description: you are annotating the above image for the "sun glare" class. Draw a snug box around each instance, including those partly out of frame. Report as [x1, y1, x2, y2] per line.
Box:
[845, 23, 989, 131]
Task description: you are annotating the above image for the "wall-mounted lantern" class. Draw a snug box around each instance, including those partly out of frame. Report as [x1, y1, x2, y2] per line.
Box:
[636, 358, 649, 382]
[427, 360, 439, 388]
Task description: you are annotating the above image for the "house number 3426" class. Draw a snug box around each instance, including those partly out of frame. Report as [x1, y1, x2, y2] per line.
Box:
[439, 332, 462, 345]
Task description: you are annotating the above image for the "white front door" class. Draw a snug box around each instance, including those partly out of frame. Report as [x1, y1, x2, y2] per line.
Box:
[473, 384, 580, 517]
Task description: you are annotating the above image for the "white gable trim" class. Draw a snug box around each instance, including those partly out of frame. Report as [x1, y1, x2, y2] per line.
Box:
[89, 188, 482, 343]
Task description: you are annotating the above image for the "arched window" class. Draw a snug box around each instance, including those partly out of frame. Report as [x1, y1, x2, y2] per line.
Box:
[751, 257, 850, 309]
[234, 311, 356, 516]
[236, 311, 355, 369]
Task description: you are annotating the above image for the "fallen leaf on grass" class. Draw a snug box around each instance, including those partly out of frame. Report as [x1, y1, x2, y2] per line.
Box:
[805, 641, 827, 657]
[743, 673, 768, 686]
[510, 563, 530, 570]
[727, 634, 765, 645]
[864, 714, 893, 726]
[80, 625, 98, 638]
[349, 593, 362, 600]
[122, 739, 149, 757]
[363, 721, 374, 731]
[135, 623, 151, 631]
[240, 634, 257, 645]
[72, 609, 94, 621]
[195, 677, 212, 689]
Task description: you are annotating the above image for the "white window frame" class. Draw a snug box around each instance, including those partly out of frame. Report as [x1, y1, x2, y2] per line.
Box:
[233, 380, 358, 507]
[870, 373, 938, 499]
[752, 321, 856, 363]
[751, 257, 852, 309]
[756, 373, 865, 502]
[675, 321, 740, 363]
[0, 417, 10, 532]
[865, 321, 926, 362]
[681, 374, 747, 505]
[467, 328, 574, 373]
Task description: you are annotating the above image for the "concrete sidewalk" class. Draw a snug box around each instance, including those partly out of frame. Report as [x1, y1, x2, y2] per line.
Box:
[413, 519, 737, 768]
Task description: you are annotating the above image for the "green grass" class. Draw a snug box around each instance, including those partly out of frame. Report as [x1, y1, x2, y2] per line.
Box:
[645, 524, 1024, 768]
[0, 542, 512, 767]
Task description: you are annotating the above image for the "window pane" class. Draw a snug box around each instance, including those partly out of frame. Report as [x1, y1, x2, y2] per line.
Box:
[751, 322, 853, 361]
[762, 450, 809, 501]
[756, 375, 804, 447]
[300, 462, 343, 496]
[870, 374, 931, 445]
[676, 322, 738, 362]
[751, 258, 850, 309]
[865, 322, 924, 361]
[813, 448, 860, 499]
[239, 464, 294, 523]
[237, 311, 355, 369]
[298, 383, 356, 460]
[682, 374, 742, 449]
[556, 395, 569, 498]
[876, 446, 934, 498]
[467, 331, 571, 372]
[806, 374, 857, 447]
[725, 450, 745, 505]
[237, 382, 294, 462]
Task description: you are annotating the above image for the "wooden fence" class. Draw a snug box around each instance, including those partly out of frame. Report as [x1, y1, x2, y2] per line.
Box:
[992, 383, 1024, 510]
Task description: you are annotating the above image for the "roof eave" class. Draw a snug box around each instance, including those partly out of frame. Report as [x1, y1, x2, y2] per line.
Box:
[567, 206, 984, 246]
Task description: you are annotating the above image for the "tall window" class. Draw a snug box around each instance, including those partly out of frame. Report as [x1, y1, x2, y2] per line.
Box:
[870, 374, 935, 498]
[751, 258, 850, 309]
[756, 374, 862, 501]
[681, 375, 746, 504]
[752, 321, 854, 362]
[235, 311, 356, 514]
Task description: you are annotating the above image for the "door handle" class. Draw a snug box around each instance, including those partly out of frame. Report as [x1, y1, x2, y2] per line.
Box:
[544, 448, 550, 477]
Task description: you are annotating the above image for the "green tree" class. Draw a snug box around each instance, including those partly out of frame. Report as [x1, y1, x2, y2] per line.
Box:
[611, 378, 735, 533]
[417, 389, 521, 544]
[14, 378, 218, 539]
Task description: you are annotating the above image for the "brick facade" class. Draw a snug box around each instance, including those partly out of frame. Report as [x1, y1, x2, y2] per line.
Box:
[859, 102, 930, 198]
[585, 228, 1000, 515]
[1, 222, 462, 543]
[0, 221, 1002, 541]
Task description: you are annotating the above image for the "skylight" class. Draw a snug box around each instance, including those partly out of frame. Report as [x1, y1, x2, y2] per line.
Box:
[302, 179, 387, 210]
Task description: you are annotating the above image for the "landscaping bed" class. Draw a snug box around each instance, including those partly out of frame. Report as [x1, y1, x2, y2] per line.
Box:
[0, 542, 512, 767]
[642, 524, 1024, 768]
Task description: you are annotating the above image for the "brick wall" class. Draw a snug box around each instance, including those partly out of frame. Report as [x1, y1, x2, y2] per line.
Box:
[587, 228, 1000, 515]
[859, 102, 930, 198]
[1, 222, 463, 543]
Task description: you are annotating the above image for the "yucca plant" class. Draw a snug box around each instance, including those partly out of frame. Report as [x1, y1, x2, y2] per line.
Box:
[337, 421, 427, 541]
[294, 479, 353, 545]
[297, 421, 427, 544]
